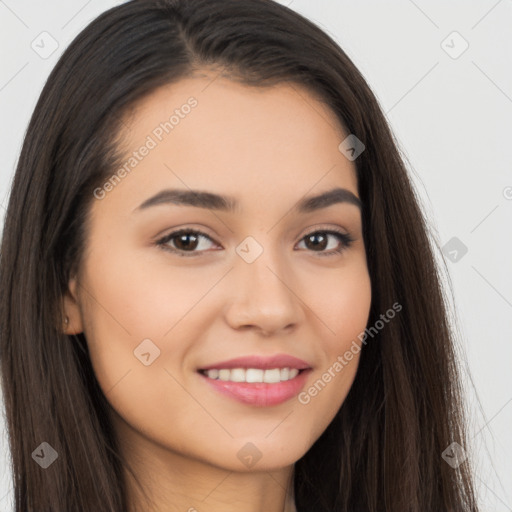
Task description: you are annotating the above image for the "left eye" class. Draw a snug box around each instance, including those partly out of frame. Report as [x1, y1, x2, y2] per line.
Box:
[156, 228, 353, 257]
[296, 230, 353, 255]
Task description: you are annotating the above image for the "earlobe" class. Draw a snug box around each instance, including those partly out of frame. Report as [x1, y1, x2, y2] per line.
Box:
[62, 277, 84, 335]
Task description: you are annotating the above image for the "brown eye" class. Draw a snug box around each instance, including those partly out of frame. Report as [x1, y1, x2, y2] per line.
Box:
[173, 232, 200, 251]
[297, 230, 354, 256]
[156, 229, 218, 257]
[304, 232, 329, 251]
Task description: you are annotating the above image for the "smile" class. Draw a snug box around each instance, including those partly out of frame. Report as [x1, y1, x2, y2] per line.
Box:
[197, 367, 311, 407]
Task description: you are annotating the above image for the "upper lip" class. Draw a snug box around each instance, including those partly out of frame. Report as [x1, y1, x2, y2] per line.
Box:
[198, 353, 312, 371]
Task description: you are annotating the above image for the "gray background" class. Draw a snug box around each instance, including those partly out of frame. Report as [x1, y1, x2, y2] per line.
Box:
[1, 1, 511, 510]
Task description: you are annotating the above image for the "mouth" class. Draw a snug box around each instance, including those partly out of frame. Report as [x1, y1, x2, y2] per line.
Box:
[196, 354, 312, 407]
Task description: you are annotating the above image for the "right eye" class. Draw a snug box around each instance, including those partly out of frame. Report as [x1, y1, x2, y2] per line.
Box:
[155, 229, 220, 257]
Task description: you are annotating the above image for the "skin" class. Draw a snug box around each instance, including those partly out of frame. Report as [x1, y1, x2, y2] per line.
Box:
[63, 73, 372, 512]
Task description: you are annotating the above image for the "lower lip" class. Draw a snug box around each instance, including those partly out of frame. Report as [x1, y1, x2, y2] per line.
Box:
[198, 369, 311, 407]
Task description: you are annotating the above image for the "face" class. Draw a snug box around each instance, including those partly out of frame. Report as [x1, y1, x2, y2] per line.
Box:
[64, 74, 372, 473]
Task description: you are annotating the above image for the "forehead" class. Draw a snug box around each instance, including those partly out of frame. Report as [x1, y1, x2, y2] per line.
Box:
[100, 74, 358, 214]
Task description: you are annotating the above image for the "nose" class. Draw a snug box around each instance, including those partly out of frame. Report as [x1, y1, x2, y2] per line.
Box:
[223, 242, 304, 336]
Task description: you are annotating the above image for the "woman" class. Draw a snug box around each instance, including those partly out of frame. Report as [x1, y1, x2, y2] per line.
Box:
[0, 0, 480, 510]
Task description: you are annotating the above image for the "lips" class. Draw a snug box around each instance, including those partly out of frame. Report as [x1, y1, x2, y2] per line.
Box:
[197, 353, 313, 407]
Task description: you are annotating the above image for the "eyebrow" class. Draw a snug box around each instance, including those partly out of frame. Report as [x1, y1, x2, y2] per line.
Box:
[134, 187, 362, 214]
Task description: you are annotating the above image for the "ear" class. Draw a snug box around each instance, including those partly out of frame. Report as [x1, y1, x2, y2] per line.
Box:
[62, 276, 84, 335]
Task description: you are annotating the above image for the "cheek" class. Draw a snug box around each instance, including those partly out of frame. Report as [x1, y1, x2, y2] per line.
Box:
[78, 245, 227, 420]
[81, 242, 216, 343]
[78, 250, 210, 441]
[304, 259, 372, 349]
[295, 261, 371, 424]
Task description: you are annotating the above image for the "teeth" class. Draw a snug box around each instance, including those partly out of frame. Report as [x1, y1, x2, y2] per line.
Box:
[218, 369, 231, 381]
[204, 367, 300, 383]
[264, 368, 281, 383]
[207, 369, 219, 379]
[246, 369, 263, 383]
[230, 368, 245, 382]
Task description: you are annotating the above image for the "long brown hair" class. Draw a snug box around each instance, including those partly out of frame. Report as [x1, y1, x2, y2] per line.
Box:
[0, 0, 479, 510]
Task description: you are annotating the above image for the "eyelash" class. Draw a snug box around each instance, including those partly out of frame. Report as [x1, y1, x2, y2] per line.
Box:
[155, 227, 354, 258]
